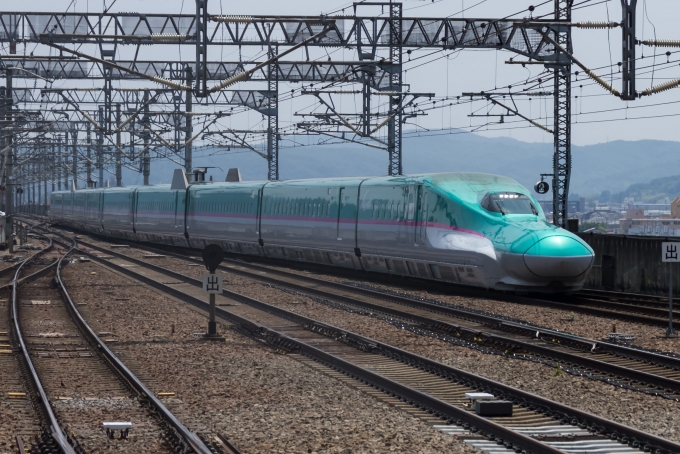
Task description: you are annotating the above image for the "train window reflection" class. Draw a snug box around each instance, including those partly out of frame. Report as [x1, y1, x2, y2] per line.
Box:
[482, 193, 538, 215]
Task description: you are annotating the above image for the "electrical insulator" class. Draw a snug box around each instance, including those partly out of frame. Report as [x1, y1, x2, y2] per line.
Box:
[150, 34, 188, 41]
[210, 71, 248, 92]
[575, 21, 619, 29]
[640, 79, 680, 97]
[640, 40, 680, 48]
[584, 69, 621, 97]
[213, 15, 253, 23]
[151, 76, 190, 91]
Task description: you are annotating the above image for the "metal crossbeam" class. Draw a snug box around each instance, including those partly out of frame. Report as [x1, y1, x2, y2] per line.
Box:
[0, 58, 391, 83]
[1, 12, 555, 58]
[8, 87, 275, 108]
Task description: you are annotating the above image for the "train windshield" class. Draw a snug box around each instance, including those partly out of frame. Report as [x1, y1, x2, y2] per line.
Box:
[482, 193, 538, 215]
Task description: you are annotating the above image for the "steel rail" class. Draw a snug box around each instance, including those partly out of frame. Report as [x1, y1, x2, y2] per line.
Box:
[119, 231, 680, 330]
[60, 242, 564, 454]
[73, 236, 680, 386]
[25, 219, 680, 377]
[565, 294, 679, 318]
[50, 233, 680, 454]
[53, 238, 215, 454]
[9, 235, 77, 454]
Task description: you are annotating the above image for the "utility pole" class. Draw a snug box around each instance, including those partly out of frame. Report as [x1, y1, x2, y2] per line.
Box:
[620, 0, 638, 100]
[43, 150, 47, 215]
[551, 0, 573, 228]
[37, 155, 41, 213]
[86, 123, 92, 186]
[266, 37, 279, 181]
[51, 141, 56, 193]
[30, 161, 34, 214]
[195, 0, 209, 98]
[143, 90, 150, 185]
[57, 135, 62, 191]
[185, 67, 193, 176]
[4, 69, 13, 251]
[98, 106, 104, 186]
[116, 103, 122, 186]
[62, 133, 68, 190]
[388, 2, 403, 176]
[72, 127, 78, 190]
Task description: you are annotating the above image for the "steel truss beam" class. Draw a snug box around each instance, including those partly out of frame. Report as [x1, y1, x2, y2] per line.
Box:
[1, 12, 555, 58]
[9, 87, 277, 109]
[0, 58, 392, 84]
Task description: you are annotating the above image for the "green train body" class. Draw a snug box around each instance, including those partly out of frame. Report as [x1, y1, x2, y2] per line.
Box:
[49, 172, 593, 293]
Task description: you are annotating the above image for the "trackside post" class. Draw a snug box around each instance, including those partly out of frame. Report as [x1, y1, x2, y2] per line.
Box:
[662, 242, 679, 337]
[202, 244, 225, 340]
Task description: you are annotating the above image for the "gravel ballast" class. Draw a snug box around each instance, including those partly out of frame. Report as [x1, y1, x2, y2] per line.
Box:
[71, 235, 680, 443]
[61, 260, 473, 454]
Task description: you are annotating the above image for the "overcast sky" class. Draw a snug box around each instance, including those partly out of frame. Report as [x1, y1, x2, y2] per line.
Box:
[8, 0, 680, 147]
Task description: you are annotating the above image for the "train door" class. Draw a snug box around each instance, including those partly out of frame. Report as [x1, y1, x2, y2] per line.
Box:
[405, 185, 417, 245]
[173, 191, 180, 229]
[336, 187, 345, 240]
[132, 189, 139, 232]
[99, 191, 105, 228]
[415, 185, 427, 246]
[255, 188, 263, 234]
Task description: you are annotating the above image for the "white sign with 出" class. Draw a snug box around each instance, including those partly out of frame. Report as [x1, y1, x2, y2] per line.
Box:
[662, 242, 680, 262]
[202, 273, 223, 293]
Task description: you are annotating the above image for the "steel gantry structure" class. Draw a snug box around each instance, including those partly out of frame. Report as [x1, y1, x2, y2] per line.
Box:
[0, 1, 660, 228]
[1, 9, 561, 176]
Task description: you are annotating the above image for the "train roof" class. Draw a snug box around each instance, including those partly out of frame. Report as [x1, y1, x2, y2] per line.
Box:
[50, 172, 528, 197]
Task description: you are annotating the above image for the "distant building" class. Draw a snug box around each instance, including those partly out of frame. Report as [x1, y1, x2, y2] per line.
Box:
[619, 197, 680, 236]
[619, 219, 680, 236]
[672, 197, 680, 219]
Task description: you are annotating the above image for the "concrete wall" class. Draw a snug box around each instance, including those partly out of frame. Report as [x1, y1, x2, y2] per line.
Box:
[578, 232, 679, 295]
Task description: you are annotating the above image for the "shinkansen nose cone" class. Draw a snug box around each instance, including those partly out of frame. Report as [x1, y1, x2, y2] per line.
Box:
[523, 235, 594, 278]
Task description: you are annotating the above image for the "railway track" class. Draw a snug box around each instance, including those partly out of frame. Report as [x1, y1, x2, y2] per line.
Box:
[34, 225, 680, 454]
[61, 233, 680, 401]
[0, 236, 61, 453]
[5, 226, 222, 454]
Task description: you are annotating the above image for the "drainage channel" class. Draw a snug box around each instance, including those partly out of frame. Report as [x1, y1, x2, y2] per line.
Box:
[56, 234, 680, 454]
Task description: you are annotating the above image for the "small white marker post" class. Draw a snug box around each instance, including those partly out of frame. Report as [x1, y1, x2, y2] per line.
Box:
[662, 242, 679, 337]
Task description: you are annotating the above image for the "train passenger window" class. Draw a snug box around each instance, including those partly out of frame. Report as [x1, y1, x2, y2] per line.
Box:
[482, 193, 538, 215]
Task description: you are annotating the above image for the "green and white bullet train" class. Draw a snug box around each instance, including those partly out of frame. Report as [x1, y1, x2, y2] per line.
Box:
[48, 171, 594, 293]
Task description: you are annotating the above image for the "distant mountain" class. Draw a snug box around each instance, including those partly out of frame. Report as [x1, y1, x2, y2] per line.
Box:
[605, 175, 680, 204]
[119, 132, 680, 199]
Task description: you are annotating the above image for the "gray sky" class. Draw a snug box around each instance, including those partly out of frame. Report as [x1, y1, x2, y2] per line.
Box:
[9, 0, 680, 147]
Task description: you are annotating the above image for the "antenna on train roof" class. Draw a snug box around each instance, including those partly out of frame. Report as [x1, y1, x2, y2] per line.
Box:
[171, 169, 189, 190]
[226, 168, 242, 182]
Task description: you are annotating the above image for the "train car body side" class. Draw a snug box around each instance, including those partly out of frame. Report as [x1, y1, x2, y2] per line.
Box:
[46, 172, 594, 293]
